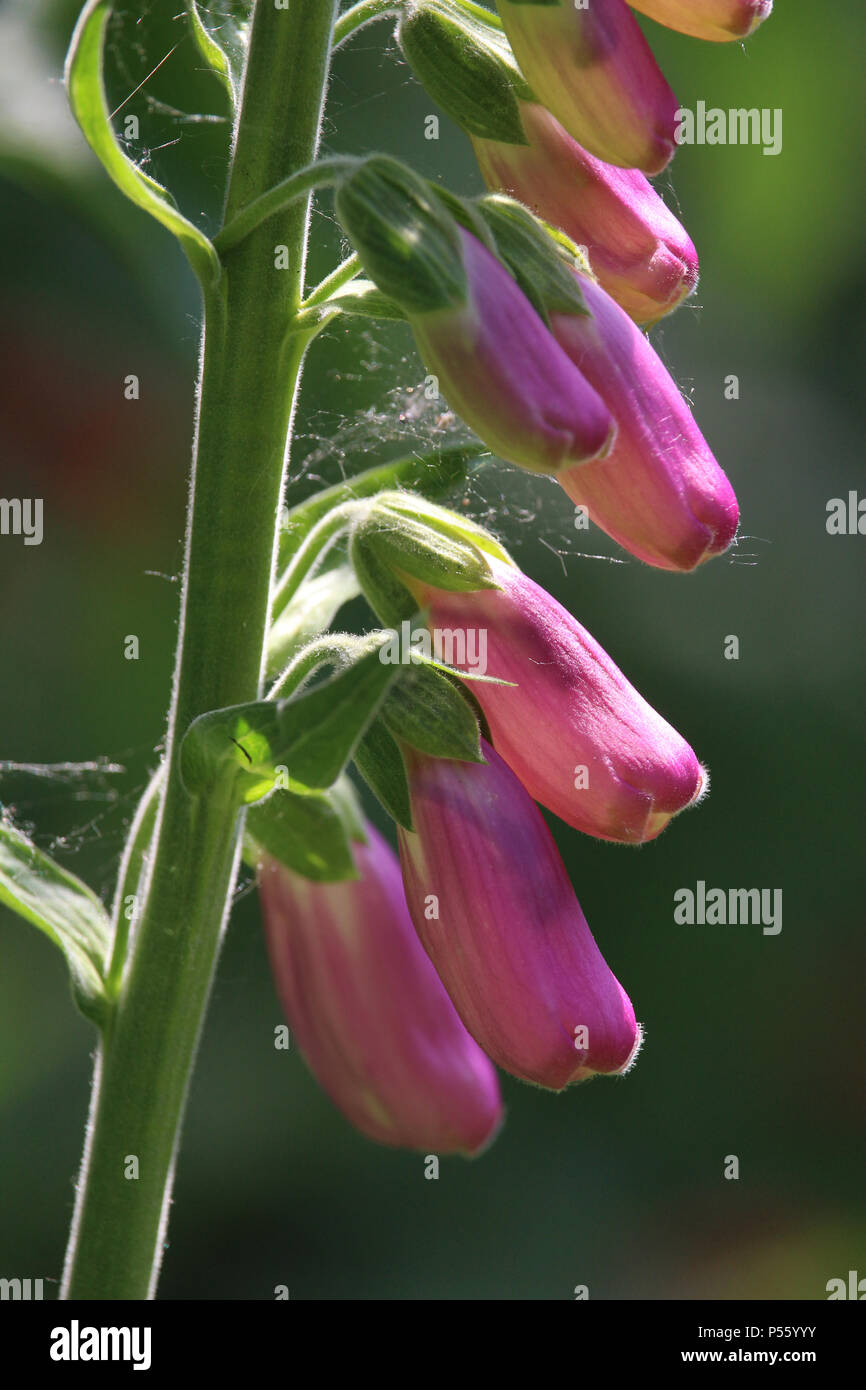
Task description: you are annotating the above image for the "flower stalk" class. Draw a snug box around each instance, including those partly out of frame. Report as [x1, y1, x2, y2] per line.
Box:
[61, 0, 341, 1301]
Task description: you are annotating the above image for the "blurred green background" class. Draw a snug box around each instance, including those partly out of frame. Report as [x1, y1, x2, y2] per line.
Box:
[0, 0, 863, 1300]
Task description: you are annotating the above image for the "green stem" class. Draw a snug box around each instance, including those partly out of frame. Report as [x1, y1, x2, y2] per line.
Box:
[273, 500, 364, 619]
[61, 0, 340, 1301]
[269, 634, 375, 701]
[215, 155, 359, 255]
[333, 0, 403, 49]
[302, 251, 361, 309]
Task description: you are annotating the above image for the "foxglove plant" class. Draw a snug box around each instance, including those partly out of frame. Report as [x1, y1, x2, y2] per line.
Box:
[0, 0, 772, 1299]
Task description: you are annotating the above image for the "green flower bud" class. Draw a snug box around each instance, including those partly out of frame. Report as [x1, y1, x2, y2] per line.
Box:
[398, 2, 531, 145]
[334, 155, 467, 314]
[350, 492, 511, 625]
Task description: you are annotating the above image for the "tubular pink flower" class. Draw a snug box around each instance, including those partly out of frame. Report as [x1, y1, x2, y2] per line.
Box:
[472, 102, 698, 326]
[552, 273, 739, 570]
[398, 740, 641, 1091]
[409, 227, 614, 474]
[496, 0, 679, 175]
[627, 1, 773, 43]
[407, 558, 705, 844]
[259, 823, 503, 1155]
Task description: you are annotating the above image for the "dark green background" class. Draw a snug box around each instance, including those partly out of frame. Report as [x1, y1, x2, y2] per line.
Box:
[0, 0, 863, 1299]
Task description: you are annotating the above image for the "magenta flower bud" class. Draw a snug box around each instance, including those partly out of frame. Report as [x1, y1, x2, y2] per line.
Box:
[407, 558, 705, 844]
[552, 274, 739, 570]
[472, 102, 698, 326]
[259, 823, 503, 1155]
[627, 1, 773, 44]
[496, 0, 679, 175]
[398, 740, 641, 1090]
[409, 227, 614, 474]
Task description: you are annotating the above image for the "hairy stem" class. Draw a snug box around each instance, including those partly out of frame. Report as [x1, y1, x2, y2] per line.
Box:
[273, 501, 365, 618]
[61, 0, 340, 1301]
[333, 0, 403, 49]
[215, 154, 359, 255]
[302, 251, 362, 308]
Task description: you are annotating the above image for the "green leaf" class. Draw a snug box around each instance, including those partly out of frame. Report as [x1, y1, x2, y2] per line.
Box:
[353, 719, 414, 832]
[0, 816, 110, 1025]
[245, 785, 359, 883]
[65, 0, 220, 288]
[186, 1, 235, 101]
[276, 639, 398, 790]
[181, 634, 398, 800]
[188, 1, 251, 96]
[382, 662, 483, 762]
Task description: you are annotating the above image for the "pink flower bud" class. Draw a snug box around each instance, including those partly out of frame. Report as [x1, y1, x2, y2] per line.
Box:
[472, 102, 698, 325]
[496, 0, 679, 174]
[627, 1, 773, 44]
[552, 274, 739, 569]
[398, 740, 641, 1090]
[409, 227, 614, 474]
[408, 558, 705, 844]
[259, 824, 503, 1155]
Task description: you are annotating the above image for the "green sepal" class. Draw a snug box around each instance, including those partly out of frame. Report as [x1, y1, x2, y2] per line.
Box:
[371, 491, 513, 567]
[353, 719, 414, 832]
[350, 534, 419, 627]
[334, 155, 467, 315]
[0, 815, 111, 1027]
[65, 1, 220, 289]
[180, 634, 398, 801]
[399, 2, 531, 145]
[278, 448, 481, 572]
[382, 662, 483, 763]
[352, 491, 508, 610]
[539, 217, 596, 278]
[362, 511, 495, 592]
[244, 776, 365, 883]
[328, 279, 407, 321]
[429, 184, 500, 256]
[475, 194, 589, 326]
